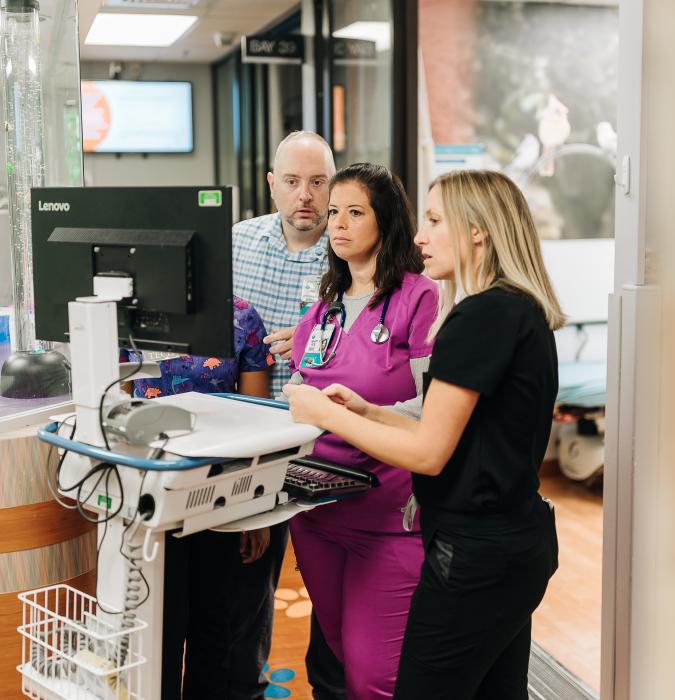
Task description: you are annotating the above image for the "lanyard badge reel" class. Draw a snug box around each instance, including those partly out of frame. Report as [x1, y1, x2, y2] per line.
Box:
[299, 300, 345, 368]
[299, 275, 321, 318]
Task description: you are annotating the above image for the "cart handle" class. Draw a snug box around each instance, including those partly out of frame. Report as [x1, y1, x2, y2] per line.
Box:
[38, 422, 218, 471]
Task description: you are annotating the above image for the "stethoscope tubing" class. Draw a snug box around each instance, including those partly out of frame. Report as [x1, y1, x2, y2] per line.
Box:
[316, 290, 391, 365]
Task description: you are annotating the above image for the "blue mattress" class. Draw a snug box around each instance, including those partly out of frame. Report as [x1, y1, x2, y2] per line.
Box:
[557, 361, 607, 408]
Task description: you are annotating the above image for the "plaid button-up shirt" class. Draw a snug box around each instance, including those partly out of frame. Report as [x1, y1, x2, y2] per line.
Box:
[232, 212, 328, 396]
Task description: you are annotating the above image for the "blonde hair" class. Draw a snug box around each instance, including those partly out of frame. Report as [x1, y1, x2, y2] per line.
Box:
[428, 170, 566, 337]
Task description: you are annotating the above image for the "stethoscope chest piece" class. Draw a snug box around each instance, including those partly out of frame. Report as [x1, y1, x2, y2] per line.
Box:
[371, 323, 390, 344]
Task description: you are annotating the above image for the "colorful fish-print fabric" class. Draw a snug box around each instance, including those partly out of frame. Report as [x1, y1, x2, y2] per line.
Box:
[131, 296, 273, 399]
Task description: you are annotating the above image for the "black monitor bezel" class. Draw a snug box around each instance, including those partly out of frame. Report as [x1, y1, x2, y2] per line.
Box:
[31, 186, 234, 360]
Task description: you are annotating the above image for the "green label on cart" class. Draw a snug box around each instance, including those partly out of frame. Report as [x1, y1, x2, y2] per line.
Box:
[98, 494, 112, 509]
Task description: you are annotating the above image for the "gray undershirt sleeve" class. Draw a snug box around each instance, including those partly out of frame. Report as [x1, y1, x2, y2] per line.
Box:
[275, 370, 303, 401]
[388, 356, 430, 420]
[342, 293, 428, 419]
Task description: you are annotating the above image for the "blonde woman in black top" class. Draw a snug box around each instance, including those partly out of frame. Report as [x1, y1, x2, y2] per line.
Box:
[284, 170, 562, 699]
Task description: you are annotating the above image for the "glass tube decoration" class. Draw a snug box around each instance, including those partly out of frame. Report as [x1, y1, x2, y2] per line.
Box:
[0, 0, 45, 352]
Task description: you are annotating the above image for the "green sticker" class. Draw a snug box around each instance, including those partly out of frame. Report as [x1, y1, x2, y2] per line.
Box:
[198, 190, 222, 207]
[97, 494, 112, 509]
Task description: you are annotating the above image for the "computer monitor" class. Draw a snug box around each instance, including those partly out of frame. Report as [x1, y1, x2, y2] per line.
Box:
[31, 186, 234, 359]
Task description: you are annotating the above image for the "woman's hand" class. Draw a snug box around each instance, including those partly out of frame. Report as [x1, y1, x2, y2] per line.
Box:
[240, 527, 270, 564]
[283, 383, 334, 427]
[322, 383, 372, 417]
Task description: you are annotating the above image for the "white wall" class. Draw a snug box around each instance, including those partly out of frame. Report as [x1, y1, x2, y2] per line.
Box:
[80, 62, 215, 187]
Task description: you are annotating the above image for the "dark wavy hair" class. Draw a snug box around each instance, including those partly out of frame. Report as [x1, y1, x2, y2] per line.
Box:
[319, 163, 423, 308]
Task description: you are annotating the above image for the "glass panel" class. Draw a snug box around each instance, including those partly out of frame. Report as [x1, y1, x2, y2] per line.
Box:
[330, 0, 394, 169]
[41, 1, 84, 189]
[239, 61, 255, 221]
[0, 0, 82, 416]
[215, 57, 240, 187]
[419, 0, 618, 241]
[419, 2, 619, 694]
[215, 11, 302, 220]
[267, 63, 303, 157]
[214, 55, 241, 219]
[253, 63, 269, 216]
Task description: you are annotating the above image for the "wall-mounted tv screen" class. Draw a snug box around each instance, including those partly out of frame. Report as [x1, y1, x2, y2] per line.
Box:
[81, 80, 193, 154]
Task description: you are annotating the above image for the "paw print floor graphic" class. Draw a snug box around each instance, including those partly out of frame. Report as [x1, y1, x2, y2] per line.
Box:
[274, 586, 312, 618]
[263, 664, 296, 698]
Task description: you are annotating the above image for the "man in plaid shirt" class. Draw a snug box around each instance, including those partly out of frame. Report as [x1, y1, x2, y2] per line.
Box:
[233, 131, 335, 397]
[231, 131, 346, 700]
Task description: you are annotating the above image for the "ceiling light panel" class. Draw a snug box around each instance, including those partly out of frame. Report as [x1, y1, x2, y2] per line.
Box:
[104, 0, 200, 8]
[332, 21, 391, 52]
[85, 13, 198, 47]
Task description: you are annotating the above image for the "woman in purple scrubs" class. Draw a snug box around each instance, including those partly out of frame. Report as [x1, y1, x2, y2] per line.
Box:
[287, 163, 438, 699]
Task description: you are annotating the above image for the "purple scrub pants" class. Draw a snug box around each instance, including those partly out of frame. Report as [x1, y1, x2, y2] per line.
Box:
[291, 511, 424, 700]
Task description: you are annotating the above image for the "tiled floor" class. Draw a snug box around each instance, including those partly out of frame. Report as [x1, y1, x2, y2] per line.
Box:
[266, 473, 603, 698]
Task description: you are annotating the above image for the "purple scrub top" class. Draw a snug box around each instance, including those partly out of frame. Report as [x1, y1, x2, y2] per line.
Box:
[290, 272, 438, 532]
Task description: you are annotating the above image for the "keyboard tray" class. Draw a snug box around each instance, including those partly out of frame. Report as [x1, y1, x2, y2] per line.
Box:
[284, 456, 380, 501]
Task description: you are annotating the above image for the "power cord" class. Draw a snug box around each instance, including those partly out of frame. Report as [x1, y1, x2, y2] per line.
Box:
[99, 333, 144, 451]
[45, 414, 78, 510]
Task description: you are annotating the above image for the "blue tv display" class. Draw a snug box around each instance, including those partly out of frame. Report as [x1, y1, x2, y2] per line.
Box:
[81, 80, 194, 154]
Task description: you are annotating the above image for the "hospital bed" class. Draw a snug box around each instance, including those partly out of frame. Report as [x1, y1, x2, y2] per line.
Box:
[555, 360, 607, 484]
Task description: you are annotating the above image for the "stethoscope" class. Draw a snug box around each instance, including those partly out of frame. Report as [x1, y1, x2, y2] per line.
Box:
[312, 290, 392, 367]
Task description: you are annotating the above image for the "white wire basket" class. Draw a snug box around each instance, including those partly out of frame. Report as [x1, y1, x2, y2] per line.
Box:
[17, 584, 147, 700]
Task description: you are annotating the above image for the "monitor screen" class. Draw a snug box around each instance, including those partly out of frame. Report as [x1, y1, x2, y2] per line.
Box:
[81, 80, 194, 154]
[31, 187, 234, 359]
[540, 239, 614, 325]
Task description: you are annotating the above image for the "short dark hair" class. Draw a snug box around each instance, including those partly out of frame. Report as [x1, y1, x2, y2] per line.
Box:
[319, 163, 423, 308]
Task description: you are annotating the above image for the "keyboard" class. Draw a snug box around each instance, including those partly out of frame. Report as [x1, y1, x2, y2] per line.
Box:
[283, 456, 379, 501]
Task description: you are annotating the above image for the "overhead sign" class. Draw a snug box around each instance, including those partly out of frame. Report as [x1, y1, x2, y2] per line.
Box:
[332, 38, 377, 61]
[241, 35, 304, 64]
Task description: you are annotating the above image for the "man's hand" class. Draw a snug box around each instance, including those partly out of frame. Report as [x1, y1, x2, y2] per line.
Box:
[240, 527, 271, 564]
[264, 325, 296, 360]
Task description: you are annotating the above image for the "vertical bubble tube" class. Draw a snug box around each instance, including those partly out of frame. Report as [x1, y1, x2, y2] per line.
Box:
[0, 0, 44, 353]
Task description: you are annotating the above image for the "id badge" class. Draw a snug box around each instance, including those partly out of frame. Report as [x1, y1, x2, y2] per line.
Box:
[299, 275, 321, 318]
[300, 323, 334, 367]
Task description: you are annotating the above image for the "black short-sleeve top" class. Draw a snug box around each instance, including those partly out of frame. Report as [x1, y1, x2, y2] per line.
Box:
[414, 286, 558, 527]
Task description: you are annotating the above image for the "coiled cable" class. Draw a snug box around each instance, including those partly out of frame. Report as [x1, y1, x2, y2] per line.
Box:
[117, 508, 152, 668]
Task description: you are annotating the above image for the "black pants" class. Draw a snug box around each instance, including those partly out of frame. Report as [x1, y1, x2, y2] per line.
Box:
[394, 501, 558, 700]
[306, 611, 347, 700]
[162, 523, 289, 700]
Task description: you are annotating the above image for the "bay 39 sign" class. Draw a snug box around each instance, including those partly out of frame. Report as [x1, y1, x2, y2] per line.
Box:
[241, 36, 304, 65]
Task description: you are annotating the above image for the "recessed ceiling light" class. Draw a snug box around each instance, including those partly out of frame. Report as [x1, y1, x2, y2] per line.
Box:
[104, 0, 199, 7]
[85, 13, 198, 47]
[332, 21, 391, 52]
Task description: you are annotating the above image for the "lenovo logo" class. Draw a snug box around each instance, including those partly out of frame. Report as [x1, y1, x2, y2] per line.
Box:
[38, 200, 70, 212]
